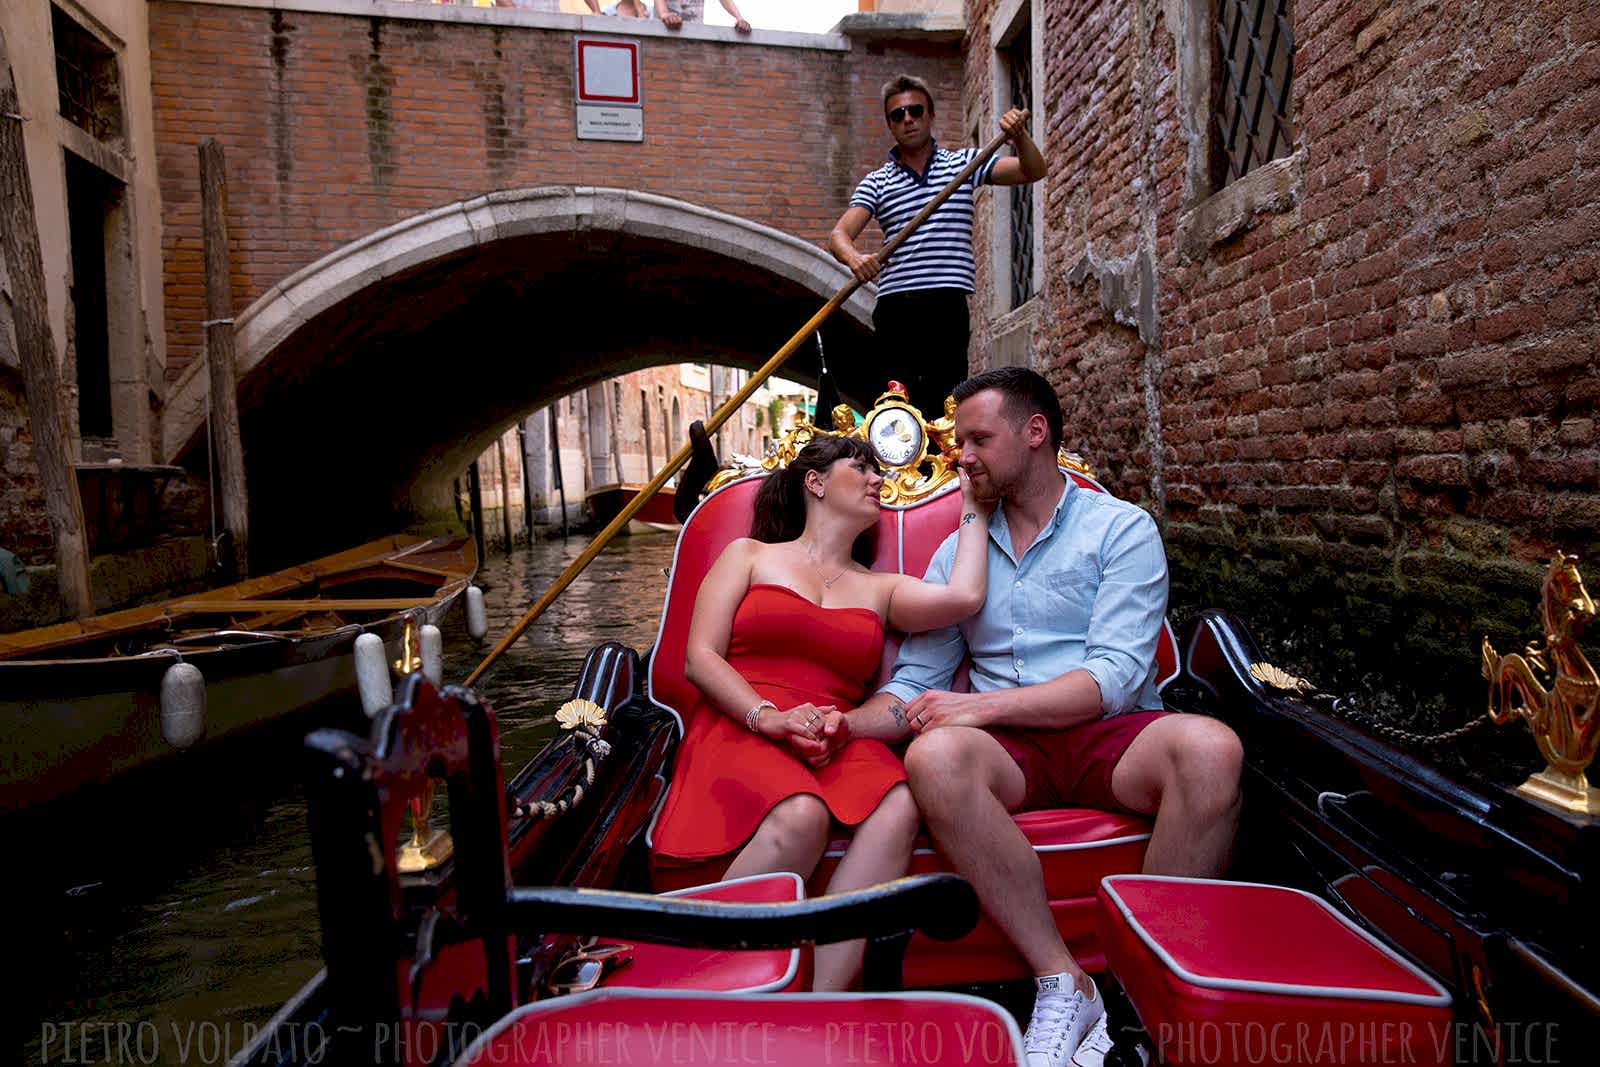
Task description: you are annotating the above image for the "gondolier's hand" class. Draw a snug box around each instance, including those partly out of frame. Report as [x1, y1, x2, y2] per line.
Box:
[904, 690, 988, 733]
[842, 247, 883, 284]
[999, 108, 1030, 144]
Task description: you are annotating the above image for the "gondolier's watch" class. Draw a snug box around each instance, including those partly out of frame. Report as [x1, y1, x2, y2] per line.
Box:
[865, 403, 926, 470]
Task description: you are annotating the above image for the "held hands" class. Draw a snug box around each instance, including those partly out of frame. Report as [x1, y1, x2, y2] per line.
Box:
[757, 702, 848, 767]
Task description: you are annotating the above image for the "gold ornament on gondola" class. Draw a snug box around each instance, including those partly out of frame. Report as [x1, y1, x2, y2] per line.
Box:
[1249, 662, 1313, 693]
[705, 384, 1097, 505]
[1481, 553, 1600, 815]
[556, 699, 608, 733]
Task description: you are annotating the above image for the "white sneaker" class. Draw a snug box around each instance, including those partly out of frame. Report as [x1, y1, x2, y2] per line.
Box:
[1069, 1014, 1113, 1066]
[1023, 974, 1105, 1067]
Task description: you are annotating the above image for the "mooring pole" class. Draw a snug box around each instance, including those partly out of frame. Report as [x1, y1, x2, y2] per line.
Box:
[0, 33, 92, 616]
[549, 405, 568, 539]
[467, 460, 485, 563]
[518, 421, 534, 543]
[495, 433, 514, 554]
[198, 137, 250, 576]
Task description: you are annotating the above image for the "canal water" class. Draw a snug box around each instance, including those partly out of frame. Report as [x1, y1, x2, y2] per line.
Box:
[21, 533, 677, 1067]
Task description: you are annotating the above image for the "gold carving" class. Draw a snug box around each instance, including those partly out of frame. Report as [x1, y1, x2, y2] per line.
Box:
[701, 387, 1097, 504]
[1482, 553, 1600, 815]
[1250, 662, 1314, 693]
[396, 780, 454, 874]
[556, 699, 608, 732]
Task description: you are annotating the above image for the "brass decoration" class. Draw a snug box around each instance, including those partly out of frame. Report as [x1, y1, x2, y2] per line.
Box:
[393, 615, 421, 676]
[701, 385, 1098, 505]
[1250, 661, 1314, 694]
[396, 781, 454, 874]
[556, 698, 608, 732]
[1482, 553, 1600, 815]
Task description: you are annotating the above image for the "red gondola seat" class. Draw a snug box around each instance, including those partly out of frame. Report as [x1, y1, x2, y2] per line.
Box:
[647, 467, 1177, 984]
[1095, 875, 1453, 1066]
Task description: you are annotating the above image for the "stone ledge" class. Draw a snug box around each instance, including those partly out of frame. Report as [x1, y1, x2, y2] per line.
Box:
[835, 12, 965, 44]
[157, 0, 851, 51]
[1175, 148, 1305, 262]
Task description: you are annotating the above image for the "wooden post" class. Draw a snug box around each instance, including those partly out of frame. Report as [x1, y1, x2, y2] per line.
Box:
[198, 137, 249, 576]
[0, 33, 93, 617]
[495, 433, 513, 554]
[517, 421, 534, 543]
[467, 460, 485, 563]
[549, 406, 568, 539]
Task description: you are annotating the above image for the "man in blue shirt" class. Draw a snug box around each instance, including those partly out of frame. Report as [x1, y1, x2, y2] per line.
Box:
[845, 367, 1244, 1067]
[828, 75, 1044, 413]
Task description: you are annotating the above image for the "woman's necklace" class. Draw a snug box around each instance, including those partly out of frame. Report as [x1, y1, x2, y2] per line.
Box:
[800, 541, 849, 588]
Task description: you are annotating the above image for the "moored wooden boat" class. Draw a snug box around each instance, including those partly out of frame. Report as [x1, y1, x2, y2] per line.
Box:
[235, 393, 1599, 1066]
[0, 533, 476, 813]
[584, 482, 679, 534]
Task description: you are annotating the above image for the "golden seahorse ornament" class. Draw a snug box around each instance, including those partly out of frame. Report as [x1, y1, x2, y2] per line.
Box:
[1482, 553, 1600, 814]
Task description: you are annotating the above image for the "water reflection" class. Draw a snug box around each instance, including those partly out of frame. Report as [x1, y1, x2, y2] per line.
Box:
[20, 533, 677, 1067]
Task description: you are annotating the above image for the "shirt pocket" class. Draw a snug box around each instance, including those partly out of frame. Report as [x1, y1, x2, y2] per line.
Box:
[1041, 561, 1101, 616]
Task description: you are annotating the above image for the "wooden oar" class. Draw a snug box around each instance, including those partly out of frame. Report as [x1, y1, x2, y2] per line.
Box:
[466, 119, 1025, 686]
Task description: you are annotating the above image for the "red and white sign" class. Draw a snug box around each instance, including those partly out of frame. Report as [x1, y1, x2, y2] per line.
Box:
[575, 37, 642, 142]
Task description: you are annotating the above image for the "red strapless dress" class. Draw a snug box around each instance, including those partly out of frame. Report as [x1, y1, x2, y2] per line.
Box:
[651, 584, 908, 863]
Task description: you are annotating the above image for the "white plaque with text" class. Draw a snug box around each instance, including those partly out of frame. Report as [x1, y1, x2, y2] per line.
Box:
[575, 37, 642, 143]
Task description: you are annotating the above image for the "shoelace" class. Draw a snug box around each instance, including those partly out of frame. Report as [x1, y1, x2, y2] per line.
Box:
[1024, 994, 1082, 1052]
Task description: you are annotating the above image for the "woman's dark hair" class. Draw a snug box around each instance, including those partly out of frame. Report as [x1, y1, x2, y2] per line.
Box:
[752, 434, 879, 564]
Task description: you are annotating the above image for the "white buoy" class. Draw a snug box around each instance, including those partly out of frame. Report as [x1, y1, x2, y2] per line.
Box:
[160, 662, 206, 749]
[420, 624, 443, 686]
[465, 585, 488, 642]
[354, 632, 392, 716]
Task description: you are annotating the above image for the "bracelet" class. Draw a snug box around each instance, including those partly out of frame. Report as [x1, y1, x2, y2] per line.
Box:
[745, 700, 776, 732]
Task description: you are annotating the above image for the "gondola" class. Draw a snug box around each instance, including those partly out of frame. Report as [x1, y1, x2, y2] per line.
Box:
[584, 482, 680, 534]
[1, 533, 476, 812]
[234, 391, 1598, 1067]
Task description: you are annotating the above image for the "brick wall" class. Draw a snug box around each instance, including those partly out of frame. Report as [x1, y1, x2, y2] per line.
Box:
[147, 3, 962, 385]
[966, 0, 1600, 692]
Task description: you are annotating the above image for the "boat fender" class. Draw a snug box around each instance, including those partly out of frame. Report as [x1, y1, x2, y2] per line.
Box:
[354, 632, 393, 717]
[465, 585, 488, 642]
[420, 624, 443, 686]
[160, 662, 206, 749]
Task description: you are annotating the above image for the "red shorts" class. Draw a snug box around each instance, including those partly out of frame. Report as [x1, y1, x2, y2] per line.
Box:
[988, 710, 1170, 813]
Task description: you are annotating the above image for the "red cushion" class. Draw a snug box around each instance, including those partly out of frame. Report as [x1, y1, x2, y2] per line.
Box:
[601, 873, 809, 994]
[457, 989, 1024, 1066]
[1097, 875, 1453, 1066]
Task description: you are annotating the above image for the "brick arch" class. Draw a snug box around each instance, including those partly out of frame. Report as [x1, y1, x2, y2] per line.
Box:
[162, 186, 874, 462]
[161, 187, 892, 566]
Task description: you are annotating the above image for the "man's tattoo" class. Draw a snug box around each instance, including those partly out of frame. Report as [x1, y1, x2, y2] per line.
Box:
[962, 512, 977, 526]
[889, 702, 908, 729]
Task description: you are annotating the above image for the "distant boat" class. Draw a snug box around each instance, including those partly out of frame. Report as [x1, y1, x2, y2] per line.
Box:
[584, 482, 679, 534]
[0, 533, 476, 812]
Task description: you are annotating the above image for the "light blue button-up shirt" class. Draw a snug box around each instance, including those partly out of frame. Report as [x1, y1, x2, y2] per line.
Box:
[880, 473, 1169, 717]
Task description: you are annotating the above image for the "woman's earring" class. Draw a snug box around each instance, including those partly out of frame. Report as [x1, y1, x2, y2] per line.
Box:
[814, 488, 825, 499]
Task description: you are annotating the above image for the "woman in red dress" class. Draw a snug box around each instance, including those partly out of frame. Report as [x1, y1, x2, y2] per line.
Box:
[652, 434, 991, 990]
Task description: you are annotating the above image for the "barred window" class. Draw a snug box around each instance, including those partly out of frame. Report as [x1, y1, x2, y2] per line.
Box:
[52, 5, 123, 144]
[1003, 25, 1035, 308]
[1215, 0, 1295, 185]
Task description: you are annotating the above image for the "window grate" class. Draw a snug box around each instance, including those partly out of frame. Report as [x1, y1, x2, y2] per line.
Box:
[53, 6, 123, 143]
[1215, 0, 1295, 184]
[1007, 26, 1035, 308]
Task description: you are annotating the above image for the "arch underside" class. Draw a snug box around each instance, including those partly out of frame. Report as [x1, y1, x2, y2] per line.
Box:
[164, 189, 968, 563]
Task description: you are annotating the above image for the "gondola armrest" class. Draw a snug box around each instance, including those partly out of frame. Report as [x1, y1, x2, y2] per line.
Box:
[505, 872, 977, 980]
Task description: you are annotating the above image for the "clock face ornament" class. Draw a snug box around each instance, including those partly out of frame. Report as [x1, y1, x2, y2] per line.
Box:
[866, 407, 926, 469]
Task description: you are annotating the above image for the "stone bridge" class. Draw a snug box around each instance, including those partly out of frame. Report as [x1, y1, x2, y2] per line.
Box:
[147, 0, 963, 547]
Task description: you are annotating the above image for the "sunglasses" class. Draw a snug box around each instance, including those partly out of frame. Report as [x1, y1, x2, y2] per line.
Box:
[545, 942, 634, 996]
[888, 103, 926, 123]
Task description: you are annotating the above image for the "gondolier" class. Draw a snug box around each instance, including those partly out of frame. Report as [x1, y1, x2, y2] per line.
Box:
[828, 74, 1044, 410]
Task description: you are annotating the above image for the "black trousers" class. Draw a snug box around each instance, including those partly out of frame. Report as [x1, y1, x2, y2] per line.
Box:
[870, 287, 971, 416]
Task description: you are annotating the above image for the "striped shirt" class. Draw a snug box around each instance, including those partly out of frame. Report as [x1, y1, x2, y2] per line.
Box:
[849, 142, 1001, 297]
